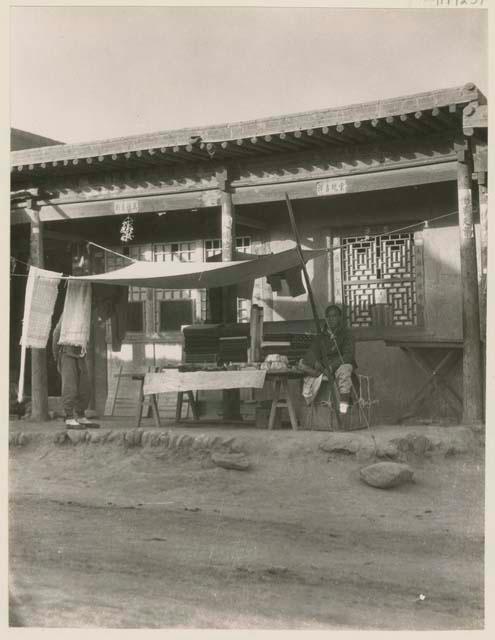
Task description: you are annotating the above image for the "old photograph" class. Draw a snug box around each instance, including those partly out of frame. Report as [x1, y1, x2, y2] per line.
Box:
[8, 2, 488, 630]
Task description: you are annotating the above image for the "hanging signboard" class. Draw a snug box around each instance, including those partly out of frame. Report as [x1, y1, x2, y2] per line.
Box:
[316, 178, 348, 197]
[113, 199, 140, 215]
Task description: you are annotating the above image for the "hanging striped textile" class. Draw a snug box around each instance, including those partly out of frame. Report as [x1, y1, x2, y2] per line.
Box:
[18, 266, 62, 402]
[59, 280, 92, 349]
[20, 266, 62, 349]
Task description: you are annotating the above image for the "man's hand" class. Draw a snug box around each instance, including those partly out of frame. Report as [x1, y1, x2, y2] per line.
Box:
[298, 360, 322, 378]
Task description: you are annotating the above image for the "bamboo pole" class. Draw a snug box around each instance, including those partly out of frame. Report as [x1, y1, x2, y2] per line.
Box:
[284, 194, 341, 428]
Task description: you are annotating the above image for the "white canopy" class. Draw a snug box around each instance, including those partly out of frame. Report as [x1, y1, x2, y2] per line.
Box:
[70, 247, 327, 290]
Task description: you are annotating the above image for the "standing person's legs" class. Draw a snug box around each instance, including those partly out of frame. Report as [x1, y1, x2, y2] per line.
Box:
[334, 363, 353, 413]
[75, 357, 90, 419]
[60, 354, 79, 420]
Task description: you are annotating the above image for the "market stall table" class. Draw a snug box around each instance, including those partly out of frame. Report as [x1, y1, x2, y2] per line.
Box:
[264, 369, 303, 431]
[384, 338, 463, 423]
[132, 368, 267, 427]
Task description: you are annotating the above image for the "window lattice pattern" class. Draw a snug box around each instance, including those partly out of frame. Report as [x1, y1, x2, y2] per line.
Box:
[154, 242, 195, 263]
[341, 233, 417, 327]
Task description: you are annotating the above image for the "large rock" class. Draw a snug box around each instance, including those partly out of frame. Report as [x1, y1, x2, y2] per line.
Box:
[211, 452, 251, 471]
[391, 433, 433, 456]
[360, 462, 414, 489]
[319, 434, 363, 455]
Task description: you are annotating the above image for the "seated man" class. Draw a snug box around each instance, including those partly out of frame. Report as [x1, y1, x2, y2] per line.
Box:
[299, 304, 356, 414]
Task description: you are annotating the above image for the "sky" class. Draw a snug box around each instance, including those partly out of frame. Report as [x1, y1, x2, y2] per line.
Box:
[10, 5, 488, 145]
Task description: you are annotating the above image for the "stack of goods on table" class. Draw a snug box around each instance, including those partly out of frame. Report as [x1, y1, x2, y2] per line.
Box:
[219, 337, 249, 363]
[262, 323, 315, 366]
[182, 324, 221, 364]
[182, 321, 315, 367]
[218, 322, 250, 363]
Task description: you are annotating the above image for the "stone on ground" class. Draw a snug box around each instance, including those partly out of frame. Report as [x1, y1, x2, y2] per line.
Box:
[211, 452, 251, 471]
[319, 433, 362, 455]
[360, 461, 414, 489]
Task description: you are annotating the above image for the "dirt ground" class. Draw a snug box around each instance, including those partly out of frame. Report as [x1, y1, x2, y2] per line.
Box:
[9, 424, 484, 629]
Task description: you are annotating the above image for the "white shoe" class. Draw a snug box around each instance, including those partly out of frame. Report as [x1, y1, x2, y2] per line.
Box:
[77, 417, 100, 428]
[65, 418, 86, 429]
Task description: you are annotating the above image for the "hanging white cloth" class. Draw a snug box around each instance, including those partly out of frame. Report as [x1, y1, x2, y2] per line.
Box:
[59, 280, 92, 350]
[18, 266, 62, 402]
[302, 374, 324, 406]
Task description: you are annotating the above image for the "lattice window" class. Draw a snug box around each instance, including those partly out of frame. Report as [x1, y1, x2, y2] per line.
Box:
[204, 239, 222, 260]
[236, 236, 251, 253]
[154, 241, 195, 263]
[204, 236, 251, 260]
[339, 233, 418, 328]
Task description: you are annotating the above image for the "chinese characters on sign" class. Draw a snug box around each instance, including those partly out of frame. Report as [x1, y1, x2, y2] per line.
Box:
[114, 199, 140, 215]
[316, 179, 348, 197]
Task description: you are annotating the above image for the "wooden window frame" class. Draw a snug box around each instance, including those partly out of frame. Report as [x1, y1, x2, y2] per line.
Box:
[328, 225, 426, 340]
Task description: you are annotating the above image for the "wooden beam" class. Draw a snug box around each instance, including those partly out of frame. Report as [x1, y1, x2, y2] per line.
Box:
[398, 113, 424, 134]
[279, 132, 307, 148]
[335, 124, 364, 143]
[263, 134, 295, 151]
[431, 107, 456, 127]
[236, 214, 268, 230]
[232, 162, 457, 206]
[370, 118, 401, 139]
[11, 160, 457, 225]
[29, 205, 49, 421]
[353, 121, 380, 139]
[384, 116, 409, 136]
[249, 136, 275, 152]
[456, 139, 483, 425]
[220, 141, 253, 156]
[158, 147, 184, 164]
[414, 111, 444, 133]
[319, 127, 347, 145]
[295, 130, 329, 148]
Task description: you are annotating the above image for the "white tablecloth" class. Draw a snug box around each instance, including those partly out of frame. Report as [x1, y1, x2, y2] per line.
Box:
[143, 369, 267, 395]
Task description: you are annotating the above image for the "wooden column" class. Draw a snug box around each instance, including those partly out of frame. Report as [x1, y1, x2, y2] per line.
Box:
[478, 172, 488, 342]
[455, 139, 483, 425]
[218, 168, 241, 420]
[220, 182, 238, 321]
[28, 202, 49, 421]
[83, 245, 97, 414]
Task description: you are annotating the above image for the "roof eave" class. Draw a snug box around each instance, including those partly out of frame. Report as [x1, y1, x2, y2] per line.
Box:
[11, 83, 481, 171]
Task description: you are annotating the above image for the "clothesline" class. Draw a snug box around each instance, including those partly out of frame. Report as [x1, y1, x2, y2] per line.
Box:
[10, 208, 460, 281]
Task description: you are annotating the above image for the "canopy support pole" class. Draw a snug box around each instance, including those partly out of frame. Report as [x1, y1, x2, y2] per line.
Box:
[285, 194, 342, 429]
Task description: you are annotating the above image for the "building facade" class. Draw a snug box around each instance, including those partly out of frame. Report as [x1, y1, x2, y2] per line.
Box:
[10, 84, 487, 424]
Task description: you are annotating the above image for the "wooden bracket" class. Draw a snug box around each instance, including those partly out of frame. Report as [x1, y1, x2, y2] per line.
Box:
[463, 102, 488, 132]
[454, 137, 470, 164]
[476, 171, 487, 187]
[215, 167, 229, 192]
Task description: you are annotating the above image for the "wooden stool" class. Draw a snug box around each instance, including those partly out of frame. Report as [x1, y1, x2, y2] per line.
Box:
[133, 375, 161, 429]
[268, 375, 298, 430]
[175, 391, 200, 422]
